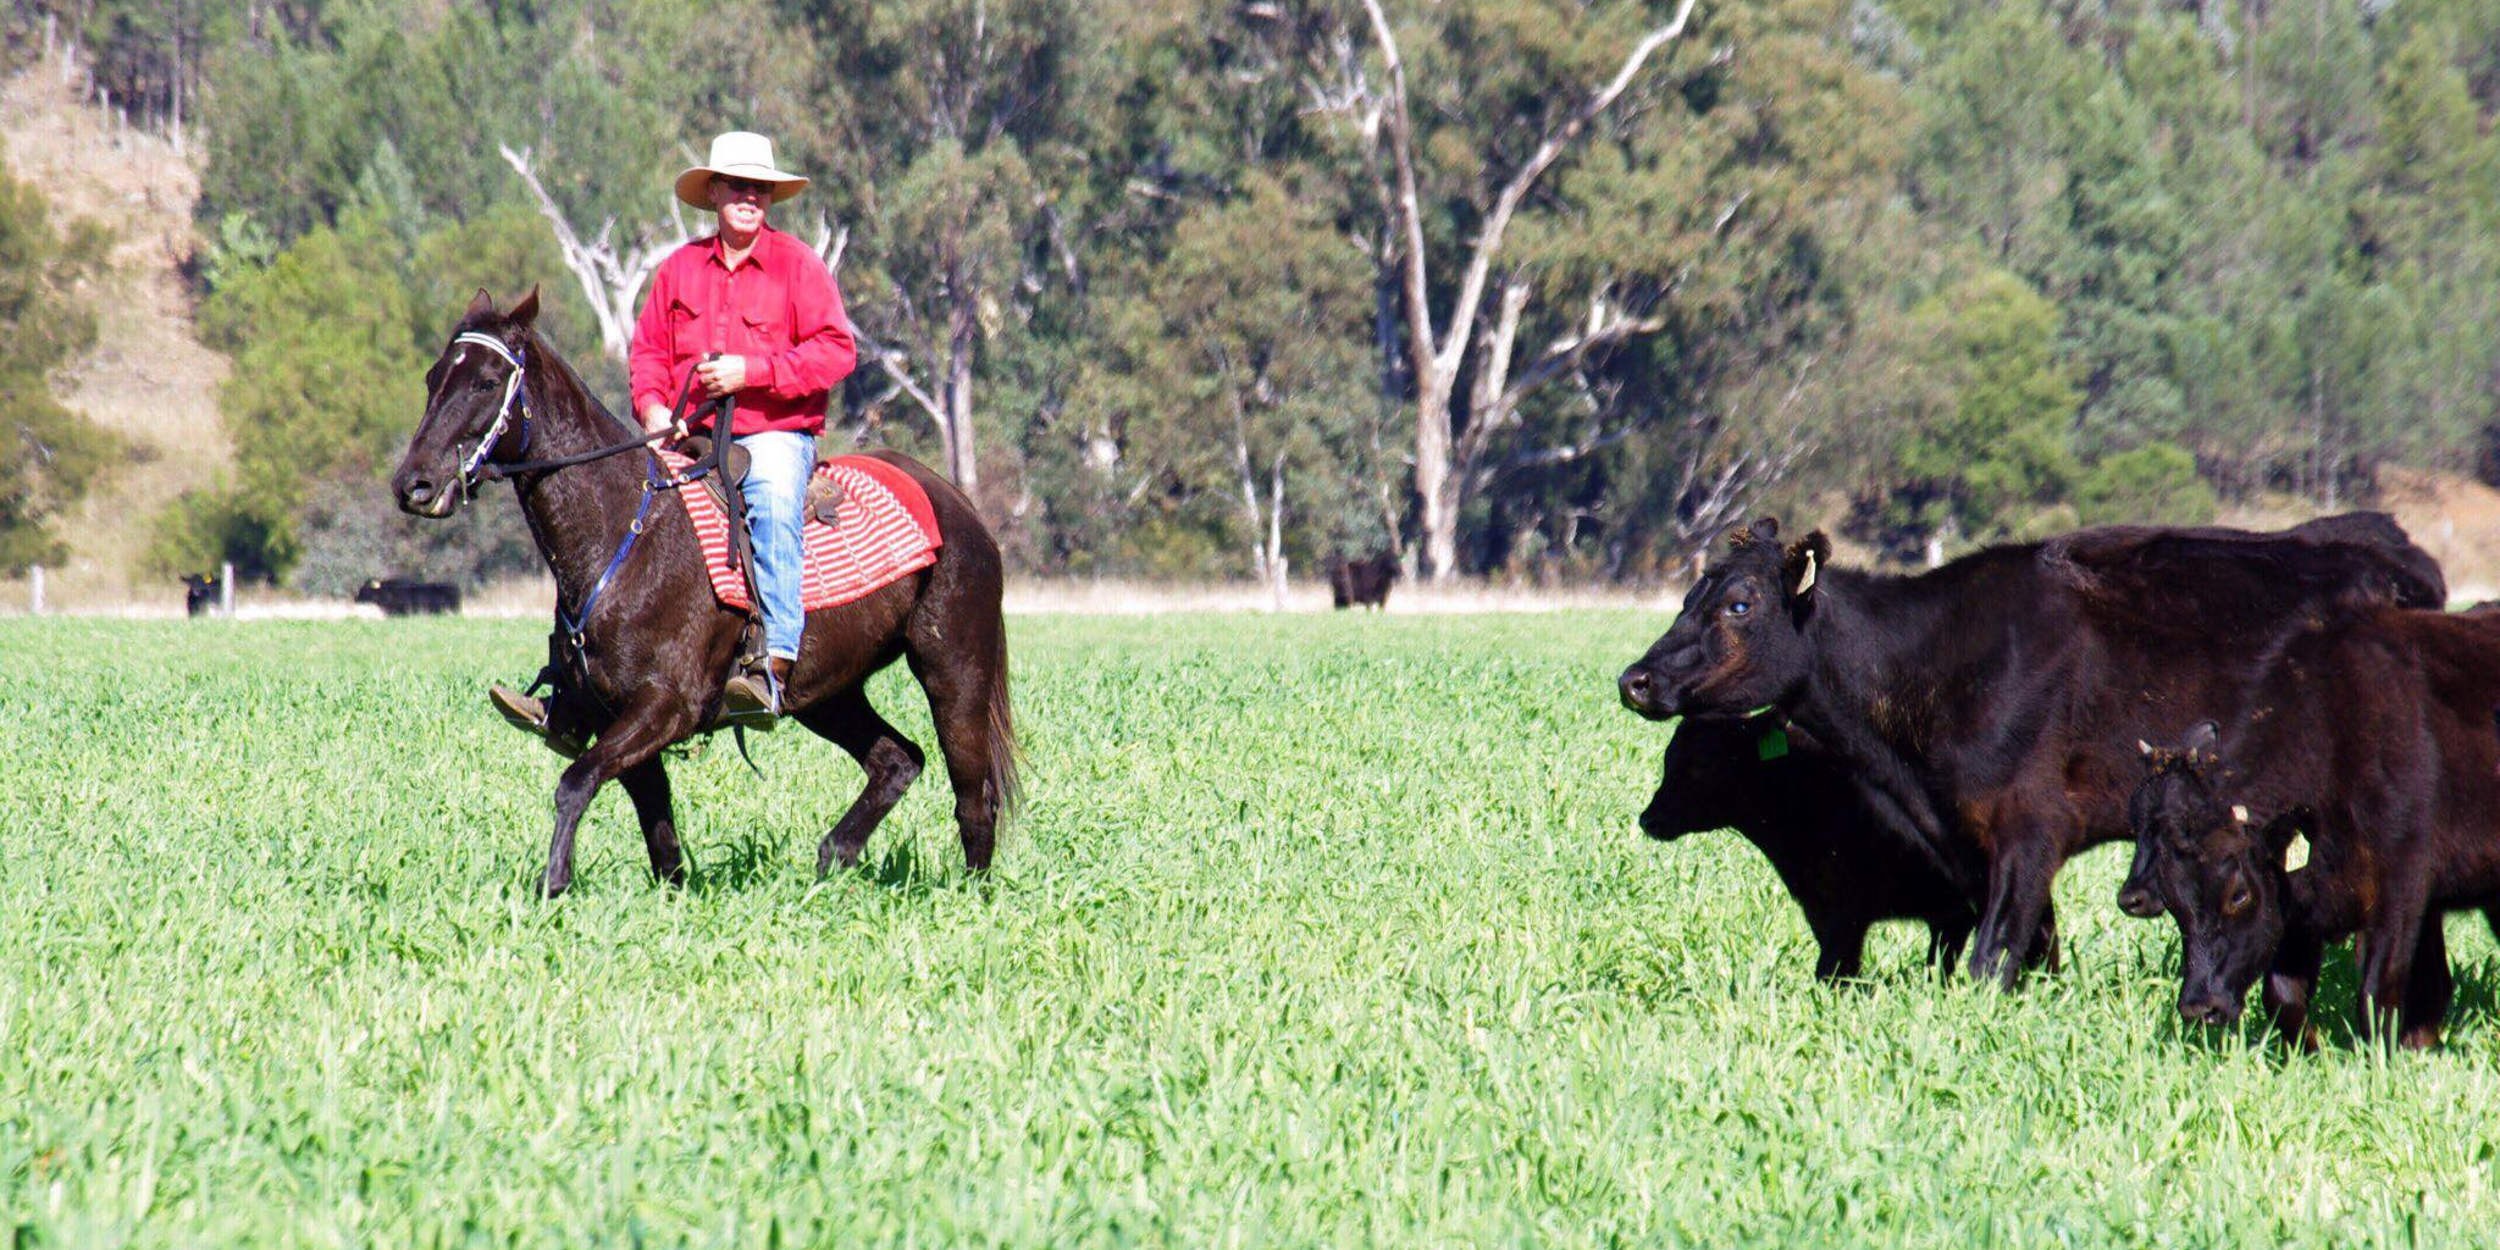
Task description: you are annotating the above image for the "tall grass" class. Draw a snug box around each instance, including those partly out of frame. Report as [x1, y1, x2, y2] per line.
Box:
[2, 615, 2497, 1247]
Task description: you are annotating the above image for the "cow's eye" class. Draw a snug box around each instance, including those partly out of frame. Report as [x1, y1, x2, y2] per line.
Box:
[2220, 878, 2254, 918]
[1726, 601, 1751, 617]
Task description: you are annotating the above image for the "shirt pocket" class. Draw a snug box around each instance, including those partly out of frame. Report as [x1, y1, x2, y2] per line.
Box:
[739, 308, 788, 352]
[666, 296, 704, 354]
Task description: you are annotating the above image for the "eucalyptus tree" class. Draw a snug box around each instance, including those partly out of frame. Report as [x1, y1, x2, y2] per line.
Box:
[1076, 174, 1376, 602]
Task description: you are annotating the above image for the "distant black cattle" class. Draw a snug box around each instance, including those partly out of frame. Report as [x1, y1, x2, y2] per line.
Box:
[1618, 513, 2446, 986]
[355, 578, 461, 616]
[1326, 551, 1396, 610]
[1642, 717, 2001, 981]
[2129, 607, 2500, 1049]
[180, 574, 220, 617]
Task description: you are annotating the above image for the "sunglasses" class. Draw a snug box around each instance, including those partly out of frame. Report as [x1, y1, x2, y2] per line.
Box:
[714, 176, 775, 199]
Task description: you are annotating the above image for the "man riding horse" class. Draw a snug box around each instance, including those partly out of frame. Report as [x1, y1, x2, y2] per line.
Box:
[494, 130, 854, 744]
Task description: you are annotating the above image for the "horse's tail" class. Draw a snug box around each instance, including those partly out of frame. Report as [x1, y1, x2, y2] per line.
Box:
[984, 620, 1021, 820]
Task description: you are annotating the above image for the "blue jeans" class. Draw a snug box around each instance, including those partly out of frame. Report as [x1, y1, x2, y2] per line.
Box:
[737, 430, 816, 662]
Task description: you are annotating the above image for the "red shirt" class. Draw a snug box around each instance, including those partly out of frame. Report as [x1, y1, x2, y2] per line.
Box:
[629, 224, 858, 438]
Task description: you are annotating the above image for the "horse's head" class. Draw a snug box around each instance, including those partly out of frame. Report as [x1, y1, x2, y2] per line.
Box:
[392, 288, 542, 518]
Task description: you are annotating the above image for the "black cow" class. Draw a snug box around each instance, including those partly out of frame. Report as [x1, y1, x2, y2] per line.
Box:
[355, 578, 461, 616]
[2129, 608, 2500, 1049]
[1617, 514, 2445, 987]
[1326, 552, 1397, 610]
[180, 574, 220, 617]
[1642, 716, 1987, 980]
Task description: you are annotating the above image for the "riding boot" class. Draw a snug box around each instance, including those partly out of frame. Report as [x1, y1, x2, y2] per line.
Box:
[489, 685, 588, 759]
[720, 656, 793, 727]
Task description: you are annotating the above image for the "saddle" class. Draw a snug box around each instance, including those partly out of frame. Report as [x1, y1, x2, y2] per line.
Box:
[670, 432, 846, 685]
[674, 434, 846, 526]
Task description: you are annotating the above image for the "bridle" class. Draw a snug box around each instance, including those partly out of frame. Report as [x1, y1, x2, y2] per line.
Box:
[447, 331, 533, 498]
[432, 327, 741, 678]
[441, 329, 709, 496]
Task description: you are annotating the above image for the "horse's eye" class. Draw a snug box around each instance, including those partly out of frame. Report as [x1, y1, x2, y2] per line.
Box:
[473, 375, 498, 393]
[1726, 601, 1751, 618]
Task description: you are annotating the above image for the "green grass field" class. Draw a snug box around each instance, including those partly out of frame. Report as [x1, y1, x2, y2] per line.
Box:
[5, 613, 2500, 1247]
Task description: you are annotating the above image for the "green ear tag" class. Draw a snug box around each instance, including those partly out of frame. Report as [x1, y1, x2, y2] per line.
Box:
[1756, 726, 1790, 761]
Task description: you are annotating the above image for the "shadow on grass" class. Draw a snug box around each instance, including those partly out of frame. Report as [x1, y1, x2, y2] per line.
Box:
[685, 829, 987, 899]
[2148, 938, 2500, 1056]
[689, 831, 789, 895]
[854, 839, 995, 900]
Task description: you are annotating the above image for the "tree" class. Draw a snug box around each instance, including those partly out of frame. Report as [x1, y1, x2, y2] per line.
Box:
[1881, 270, 2081, 552]
[0, 144, 120, 570]
[1078, 173, 1376, 602]
[1340, 0, 1699, 581]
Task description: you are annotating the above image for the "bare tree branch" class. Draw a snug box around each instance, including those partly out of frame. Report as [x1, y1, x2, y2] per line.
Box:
[498, 144, 679, 361]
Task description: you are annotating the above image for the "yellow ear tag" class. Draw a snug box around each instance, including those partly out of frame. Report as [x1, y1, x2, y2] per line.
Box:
[2284, 834, 2310, 873]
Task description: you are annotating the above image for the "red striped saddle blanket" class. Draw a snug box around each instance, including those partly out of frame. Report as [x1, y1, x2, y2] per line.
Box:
[659, 450, 943, 612]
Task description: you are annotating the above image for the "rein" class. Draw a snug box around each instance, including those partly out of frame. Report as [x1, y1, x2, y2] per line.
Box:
[456, 334, 725, 487]
[441, 330, 736, 652]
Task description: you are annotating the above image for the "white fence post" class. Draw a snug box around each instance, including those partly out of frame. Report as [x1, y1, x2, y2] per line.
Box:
[219, 561, 235, 617]
[28, 566, 44, 616]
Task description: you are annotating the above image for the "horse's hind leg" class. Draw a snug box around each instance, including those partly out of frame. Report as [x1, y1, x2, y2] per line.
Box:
[618, 758, 685, 886]
[793, 688, 924, 875]
[908, 650, 1009, 872]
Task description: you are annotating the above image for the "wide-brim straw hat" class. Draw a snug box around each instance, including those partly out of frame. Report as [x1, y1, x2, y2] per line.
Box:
[673, 131, 809, 210]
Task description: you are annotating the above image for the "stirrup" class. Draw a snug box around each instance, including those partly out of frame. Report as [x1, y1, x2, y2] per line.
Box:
[718, 668, 781, 730]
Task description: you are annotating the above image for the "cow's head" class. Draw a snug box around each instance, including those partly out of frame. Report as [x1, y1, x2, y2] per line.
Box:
[1619, 518, 1829, 721]
[1640, 718, 1764, 841]
[2124, 726, 2296, 1029]
[392, 288, 540, 518]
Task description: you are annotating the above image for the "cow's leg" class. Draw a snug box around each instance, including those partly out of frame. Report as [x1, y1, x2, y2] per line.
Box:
[1928, 915, 1975, 981]
[1807, 913, 1871, 982]
[2261, 922, 2325, 1051]
[792, 688, 925, 875]
[617, 757, 685, 886]
[543, 701, 700, 898]
[2355, 887, 2430, 1047]
[1968, 834, 2061, 990]
[2396, 917, 2453, 1051]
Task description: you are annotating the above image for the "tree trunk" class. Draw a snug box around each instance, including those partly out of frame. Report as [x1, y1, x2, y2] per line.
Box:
[1354, 0, 1697, 584]
[945, 269, 980, 490]
[1414, 368, 1459, 583]
[1268, 452, 1290, 612]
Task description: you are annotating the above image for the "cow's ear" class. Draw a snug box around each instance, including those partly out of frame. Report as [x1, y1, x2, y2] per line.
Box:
[1785, 531, 1832, 599]
[509, 285, 541, 328]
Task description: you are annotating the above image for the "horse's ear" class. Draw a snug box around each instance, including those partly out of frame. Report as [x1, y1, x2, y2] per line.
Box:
[509, 285, 541, 328]
[466, 288, 495, 318]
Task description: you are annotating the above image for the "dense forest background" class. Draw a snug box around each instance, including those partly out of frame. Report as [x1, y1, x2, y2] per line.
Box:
[8, 0, 2500, 591]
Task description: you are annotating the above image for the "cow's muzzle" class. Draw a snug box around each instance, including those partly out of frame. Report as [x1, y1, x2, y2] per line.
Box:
[1618, 664, 1680, 720]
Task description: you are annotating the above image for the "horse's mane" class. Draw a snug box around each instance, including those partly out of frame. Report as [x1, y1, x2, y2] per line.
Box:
[455, 308, 642, 440]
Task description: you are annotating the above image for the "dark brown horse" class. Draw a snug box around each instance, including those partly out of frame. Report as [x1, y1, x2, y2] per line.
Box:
[390, 290, 1017, 896]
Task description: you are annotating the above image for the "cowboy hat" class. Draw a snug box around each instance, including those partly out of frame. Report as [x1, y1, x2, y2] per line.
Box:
[673, 131, 809, 210]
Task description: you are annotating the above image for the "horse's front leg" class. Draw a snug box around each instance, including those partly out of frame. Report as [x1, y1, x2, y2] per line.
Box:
[543, 698, 702, 898]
